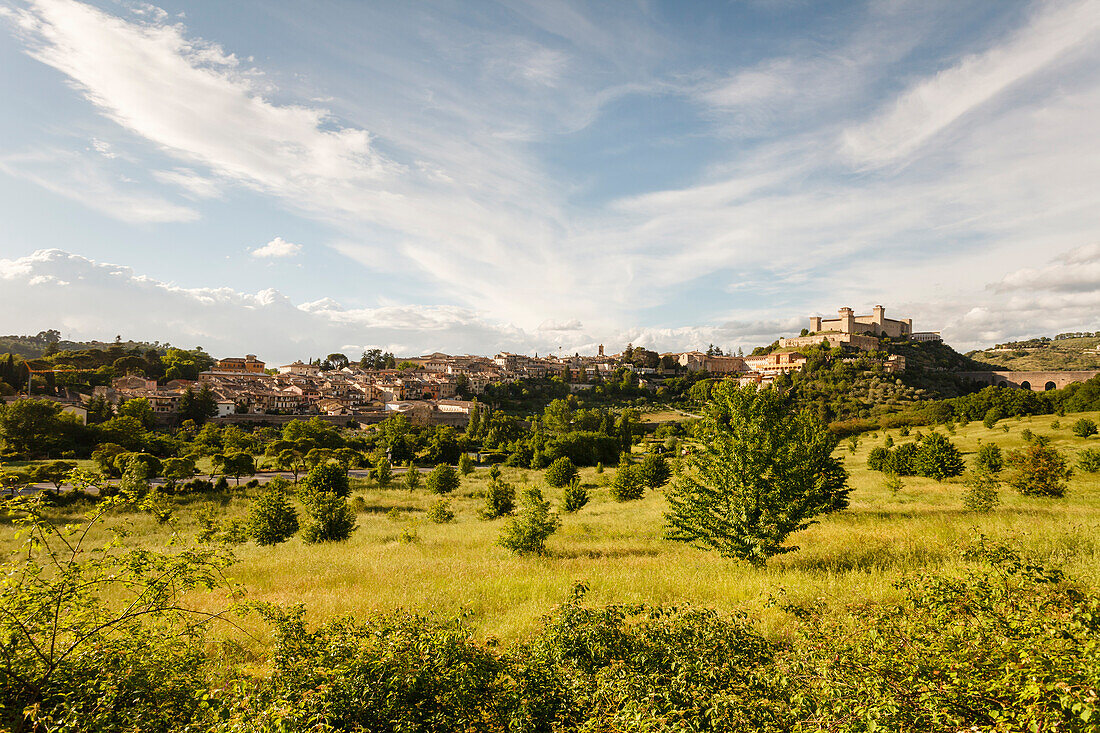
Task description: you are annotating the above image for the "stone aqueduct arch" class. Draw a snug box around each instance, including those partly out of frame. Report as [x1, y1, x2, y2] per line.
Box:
[955, 370, 1100, 392]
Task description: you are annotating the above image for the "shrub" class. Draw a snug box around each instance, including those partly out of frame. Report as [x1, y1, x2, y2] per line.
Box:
[480, 474, 516, 519]
[544, 457, 578, 488]
[1072, 417, 1097, 438]
[213, 476, 229, 492]
[498, 487, 559, 555]
[301, 492, 357, 543]
[426, 464, 460, 495]
[561, 478, 589, 513]
[975, 443, 1004, 473]
[426, 499, 455, 524]
[594, 462, 604, 474]
[638, 453, 672, 489]
[983, 407, 1003, 429]
[1078, 448, 1100, 473]
[883, 473, 903, 496]
[457, 453, 475, 476]
[609, 458, 644, 502]
[1006, 444, 1073, 498]
[913, 433, 964, 480]
[962, 470, 1000, 513]
[373, 457, 393, 487]
[300, 462, 350, 498]
[246, 485, 299, 545]
[402, 467, 421, 491]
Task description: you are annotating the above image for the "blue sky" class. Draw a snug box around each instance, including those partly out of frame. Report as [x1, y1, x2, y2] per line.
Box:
[1, 0, 1098, 363]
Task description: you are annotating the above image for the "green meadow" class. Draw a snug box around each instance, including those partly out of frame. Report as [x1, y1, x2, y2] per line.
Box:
[4, 410, 1098, 646]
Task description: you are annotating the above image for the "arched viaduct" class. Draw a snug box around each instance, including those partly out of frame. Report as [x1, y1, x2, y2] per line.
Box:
[955, 370, 1100, 392]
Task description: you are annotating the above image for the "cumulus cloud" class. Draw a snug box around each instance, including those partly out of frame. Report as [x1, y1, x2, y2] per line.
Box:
[537, 319, 584, 332]
[250, 237, 303, 259]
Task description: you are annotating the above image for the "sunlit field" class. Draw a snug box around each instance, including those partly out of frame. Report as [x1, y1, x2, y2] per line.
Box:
[4, 410, 1099, 644]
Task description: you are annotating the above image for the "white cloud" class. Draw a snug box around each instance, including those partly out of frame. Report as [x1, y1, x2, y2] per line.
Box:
[0, 148, 198, 223]
[151, 167, 219, 198]
[842, 0, 1100, 168]
[250, 237, 303, 259]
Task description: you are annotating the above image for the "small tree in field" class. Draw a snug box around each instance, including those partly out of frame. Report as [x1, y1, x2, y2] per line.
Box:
[610, 456, 644, 501]
[301, 492, 357, 543]
[458, 453, 475, 476]
[913, 433, 964, 480]
[374, 457, 393, 488]
[1006, 444, 1073, 498]
[562, 477, 589, 513]
[498, 487, 559, 555]
[426, 499, 455, 523]
[402, 467, 421, 491]
[1072, 417, 1097, 438]
[665, 383, 849, 566]
[962, 469, 1000, 513]
[1078, 448, 1100, 473]
[638, 452, 672, 490]
[544, 457, 578, 488]
[426, 464, 460, 495]
[480, 473, 516, 519]
[975, 443, 1003, 474]
[246, 484, 299, 545]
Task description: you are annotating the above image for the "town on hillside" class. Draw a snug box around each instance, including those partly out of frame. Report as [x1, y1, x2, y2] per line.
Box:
[0, 305, 969, 428]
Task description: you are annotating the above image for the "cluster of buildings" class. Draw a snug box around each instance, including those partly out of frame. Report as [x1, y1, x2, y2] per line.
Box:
[84, 305, 932, 423]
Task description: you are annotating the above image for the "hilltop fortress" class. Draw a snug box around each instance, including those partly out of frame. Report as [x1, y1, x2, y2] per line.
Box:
[779, 306, 940, 352]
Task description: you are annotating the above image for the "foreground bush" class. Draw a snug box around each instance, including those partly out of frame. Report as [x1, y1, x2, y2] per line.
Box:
[245, 483, 299, 545]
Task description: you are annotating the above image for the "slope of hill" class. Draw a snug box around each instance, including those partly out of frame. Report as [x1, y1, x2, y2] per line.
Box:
[966, 335, 1100, 371]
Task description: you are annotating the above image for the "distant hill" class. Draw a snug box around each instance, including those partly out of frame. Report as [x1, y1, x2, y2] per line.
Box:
[0, 330, 165, 359]
[965, 334, 1100, 371]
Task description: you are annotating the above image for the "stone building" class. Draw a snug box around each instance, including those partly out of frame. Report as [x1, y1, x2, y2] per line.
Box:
[810, 306, 912, 338]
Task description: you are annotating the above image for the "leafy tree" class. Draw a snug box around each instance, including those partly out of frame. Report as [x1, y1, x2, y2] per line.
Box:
[498, 487, 559, 555]
[638, 452, 672, 489]
[300, 461, 350, 498]
[975, 443, 1004, 474]
[323, 353, 350, 371]
[29, 460, 76, 495]
[0, 398, 86, 458]
[562, 477, 589, 513]
[457, 453, 475, 476]
[273, 448, 309, 483]
[426, 499, 455, 524]
[177, 385, 218, 425]
[610, 456, 644, 502]
[544, 457, 578, 488]
[161, 456, 197, 490]
[665, 383, 849, 566]
[480, 472, 516, 519]
[962, 470, 1000, 513]
[301, 492, 357, 543]
[1072, 417, 1097, 438]
[426, 463, 460, 495]
[373, 456, 393, 487]
[1006, 444, 1073, 498]
[982, 407, 1003, 429]
[1077, 448, 1100, 473]
[912, 433, 964, 481]
[117, 397, 155, 429]
[96, 415, 147, 452]
[85, 394, 114, 424]
[213, 452, 256, 485]
[246, 484, 299, 545]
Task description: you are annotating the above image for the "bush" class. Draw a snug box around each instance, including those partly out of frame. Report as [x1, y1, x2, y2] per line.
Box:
[561, 478, 589, 513]
[301, 492, 357, 543]
[975, 443, 1004, 473]
[373, 457, 393, 487]
[498, 487, 559, 555]
[480, 474, 516, 519]
[912, 433, 964, 480]
[1078, 447, 1100, 473]
[544, 457, 579, 488]
[1006, 444, 1073, 498]
[983, 407, 1003, 429]
[457, 453, 475, 476]
[609, 458, 644, 502]
[300, 462, 350, 498]
[962, 470, 1000, 513]
[1072, 417, 1097, 438]
[426, 464, 460, 495]
[402, 467, 421, 491]
[246, 485, 299, 545]
[213, 476, 229, 492]
[638, 452, 671, 489]
[426, 499, 455, 524]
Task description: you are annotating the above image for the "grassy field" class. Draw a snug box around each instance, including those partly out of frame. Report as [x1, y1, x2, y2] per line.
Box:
[4, 410, 1099, 646]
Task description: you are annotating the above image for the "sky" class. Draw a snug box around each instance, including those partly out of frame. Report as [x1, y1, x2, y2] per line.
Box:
[0, 0, 1098, 364]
